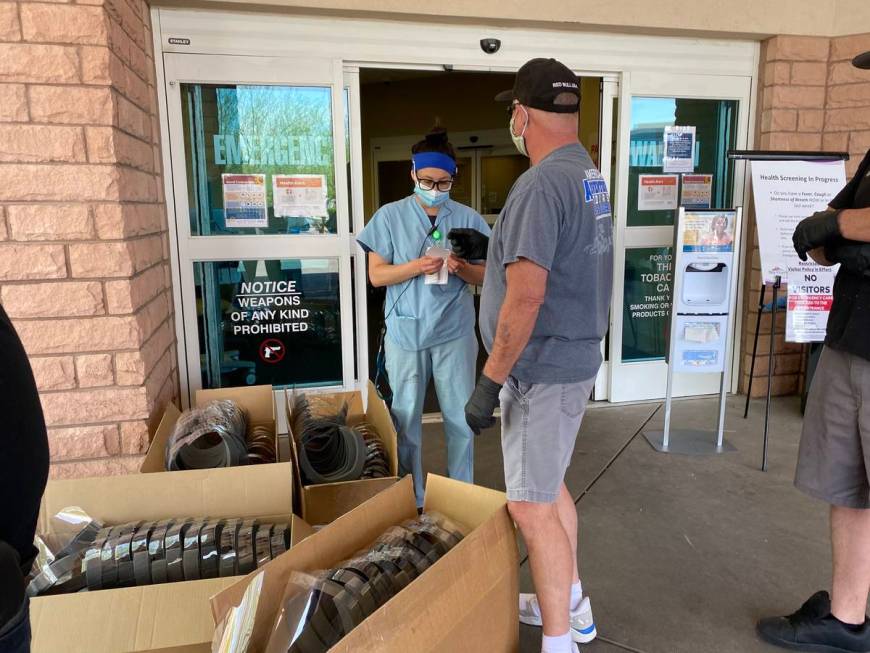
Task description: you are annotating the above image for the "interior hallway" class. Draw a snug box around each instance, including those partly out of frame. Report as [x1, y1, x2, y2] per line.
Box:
[422, 394, 844, 652]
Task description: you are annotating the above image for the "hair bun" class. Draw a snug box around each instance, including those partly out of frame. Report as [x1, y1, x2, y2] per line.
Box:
[424, 128, 449, 147]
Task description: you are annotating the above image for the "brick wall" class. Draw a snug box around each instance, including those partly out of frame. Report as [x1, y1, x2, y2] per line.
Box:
[740, 33, 870, 398]
[0, 0, 178, 477]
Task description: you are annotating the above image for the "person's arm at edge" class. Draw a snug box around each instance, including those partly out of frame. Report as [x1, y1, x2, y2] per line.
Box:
[447, 256, 486, 285]
[368, 251, 440, 287]
[838, 207, 870, 243]
[481, 258, 547, 384]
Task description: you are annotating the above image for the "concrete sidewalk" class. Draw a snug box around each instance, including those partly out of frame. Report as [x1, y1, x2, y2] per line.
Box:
[421, 394, 843, 652]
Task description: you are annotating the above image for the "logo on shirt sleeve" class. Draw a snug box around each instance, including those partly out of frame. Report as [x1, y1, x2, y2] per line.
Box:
[582, 169, 612, 220]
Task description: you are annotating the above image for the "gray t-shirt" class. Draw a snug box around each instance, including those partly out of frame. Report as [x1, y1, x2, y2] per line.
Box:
[480, 143, 613, 383]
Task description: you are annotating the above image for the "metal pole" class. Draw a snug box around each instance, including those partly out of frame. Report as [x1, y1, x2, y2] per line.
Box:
[662, 208, 686, 451]
[716, 369, 728, 449]
[762, 275, 781, 471]
[744, 283, 767, 418]
[662, 352, 675, 450]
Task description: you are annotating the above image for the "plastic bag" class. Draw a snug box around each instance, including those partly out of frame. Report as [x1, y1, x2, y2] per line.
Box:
[263, 512, 470, 651]
[30, 509, 292, 595]
[27, 507, 103, 596]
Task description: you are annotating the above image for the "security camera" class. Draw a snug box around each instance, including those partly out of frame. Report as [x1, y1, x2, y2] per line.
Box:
[480, 38, 501, 54]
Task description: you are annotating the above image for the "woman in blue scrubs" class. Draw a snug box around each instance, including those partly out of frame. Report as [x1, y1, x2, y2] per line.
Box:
[357, 127, 491, 507]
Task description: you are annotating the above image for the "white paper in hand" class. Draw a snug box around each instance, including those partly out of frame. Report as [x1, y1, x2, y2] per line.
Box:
[424, 246, 450, 285]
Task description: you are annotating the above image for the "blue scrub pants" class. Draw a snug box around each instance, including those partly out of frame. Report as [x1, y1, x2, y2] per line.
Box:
[385, 331, 477, 507]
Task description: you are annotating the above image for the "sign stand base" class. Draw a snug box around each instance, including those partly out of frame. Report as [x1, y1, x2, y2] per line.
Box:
[643, 429, 737, 455]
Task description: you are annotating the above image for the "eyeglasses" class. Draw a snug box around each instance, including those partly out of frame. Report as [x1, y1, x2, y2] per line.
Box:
[417, 177, 454, 192]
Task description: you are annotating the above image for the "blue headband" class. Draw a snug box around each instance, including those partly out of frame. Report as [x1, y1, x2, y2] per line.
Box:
[412, 152, 457, 176]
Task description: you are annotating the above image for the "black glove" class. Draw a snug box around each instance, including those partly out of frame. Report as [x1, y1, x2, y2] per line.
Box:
[827, 239, 870, 276]
[793, 210, 841, 261]
[448, 228, 489, 260]
[465, 374, 502, 435]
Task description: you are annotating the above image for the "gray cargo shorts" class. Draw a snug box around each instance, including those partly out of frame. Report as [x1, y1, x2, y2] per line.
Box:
[795, 346, 870, 509]
[500, 375, 595, 503]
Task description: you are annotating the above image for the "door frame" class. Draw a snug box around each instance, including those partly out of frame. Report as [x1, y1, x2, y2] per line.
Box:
[152, 6, 759, 405]
[607, 71, 755, 402]
[157, 52, 354, 407]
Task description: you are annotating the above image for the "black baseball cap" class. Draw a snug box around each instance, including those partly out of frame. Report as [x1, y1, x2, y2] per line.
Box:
[495, 58, 580, 114]
[854, 51, 870, 70]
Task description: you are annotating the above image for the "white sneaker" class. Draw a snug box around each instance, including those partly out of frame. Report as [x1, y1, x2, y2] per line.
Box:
[519, 593, 598, 644]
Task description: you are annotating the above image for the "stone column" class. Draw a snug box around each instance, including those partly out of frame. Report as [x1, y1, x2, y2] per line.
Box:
[740, 32, 870, 399]
[825, 34, 870, 176]
[0, 0, 177, 477]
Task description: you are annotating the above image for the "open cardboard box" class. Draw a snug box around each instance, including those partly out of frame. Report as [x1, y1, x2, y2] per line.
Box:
[211, 474, 519, 653]
[141, 385, 278, 473]
[31, 463, 312, 653]
[286, 381, 399, 525]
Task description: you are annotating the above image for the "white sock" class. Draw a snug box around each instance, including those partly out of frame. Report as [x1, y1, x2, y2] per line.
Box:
[570, 581, 583, 612]
[541, 632, 572, 653]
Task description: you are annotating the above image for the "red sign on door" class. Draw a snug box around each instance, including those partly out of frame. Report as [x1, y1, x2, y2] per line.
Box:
[259, 339, 286, 364]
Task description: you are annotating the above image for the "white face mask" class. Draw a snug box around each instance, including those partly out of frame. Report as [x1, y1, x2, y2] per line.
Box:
[509, 105, 529, 157]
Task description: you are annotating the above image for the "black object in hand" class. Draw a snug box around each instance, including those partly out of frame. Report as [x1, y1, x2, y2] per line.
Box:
[465, 374, 502, 435]
[448, 228, 489, 260]
[793, 210, 841, 261]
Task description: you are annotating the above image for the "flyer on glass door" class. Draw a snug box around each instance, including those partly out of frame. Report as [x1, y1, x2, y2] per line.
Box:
[222, 173, 268, 228]
[638, 174, 679, 211]
[681, 174, 713, 209]
[272, 174, 329, 219]
[662, 126, 696, 173]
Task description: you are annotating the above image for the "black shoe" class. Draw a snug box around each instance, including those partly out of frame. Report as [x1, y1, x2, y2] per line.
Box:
[757, 591, 870, 652]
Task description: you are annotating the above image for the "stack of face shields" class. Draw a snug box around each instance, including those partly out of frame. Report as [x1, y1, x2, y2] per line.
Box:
[355, 422, 390, 479]
[167, 400, 249, 470]
[247, 424, 277, 465]
[28, 507, 103, 596]
[264, 512, 466, 653]
[291, 394, 390, 485]
[27, 509, 292, 596]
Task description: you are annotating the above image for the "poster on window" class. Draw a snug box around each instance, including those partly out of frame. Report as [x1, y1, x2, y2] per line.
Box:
[222, 173, 268, 228]
[638, 174, 679, 211]
[786, 264, 837, 343]
[196, 258, 343, 389]
[750, 160, 846, 284]
[663, 126, 696, 173]
[273, 174, 329, 219]
[681, 174, 713, 209]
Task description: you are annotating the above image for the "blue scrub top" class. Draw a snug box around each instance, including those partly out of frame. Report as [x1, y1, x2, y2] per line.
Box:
[357, 195, 492, 352]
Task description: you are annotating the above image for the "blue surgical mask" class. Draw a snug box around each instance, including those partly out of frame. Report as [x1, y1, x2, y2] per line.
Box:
[414, 184, 450, 207]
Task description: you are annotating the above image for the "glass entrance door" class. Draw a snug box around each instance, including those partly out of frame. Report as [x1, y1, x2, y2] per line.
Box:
[163, 54, 359, 405]
[608, 73, 752, 402]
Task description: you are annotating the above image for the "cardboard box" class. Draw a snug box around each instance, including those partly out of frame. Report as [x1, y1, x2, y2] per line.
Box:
[31, 463, 311, 653]
[211, 474, 519, 653]
[142, 385, 277, 473]
[286, 381, 399, 525]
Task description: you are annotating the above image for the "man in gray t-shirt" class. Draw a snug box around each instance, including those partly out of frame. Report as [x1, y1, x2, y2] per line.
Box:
[480, 142, 612, 384]
[465, 59, 613, 653]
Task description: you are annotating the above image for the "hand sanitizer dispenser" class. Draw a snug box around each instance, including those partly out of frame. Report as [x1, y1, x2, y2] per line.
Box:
[682, 262, 728, 308]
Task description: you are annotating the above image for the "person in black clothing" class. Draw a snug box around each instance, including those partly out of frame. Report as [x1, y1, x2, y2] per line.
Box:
[0, 303, 49, 652]
[757, 51, 870, 653]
